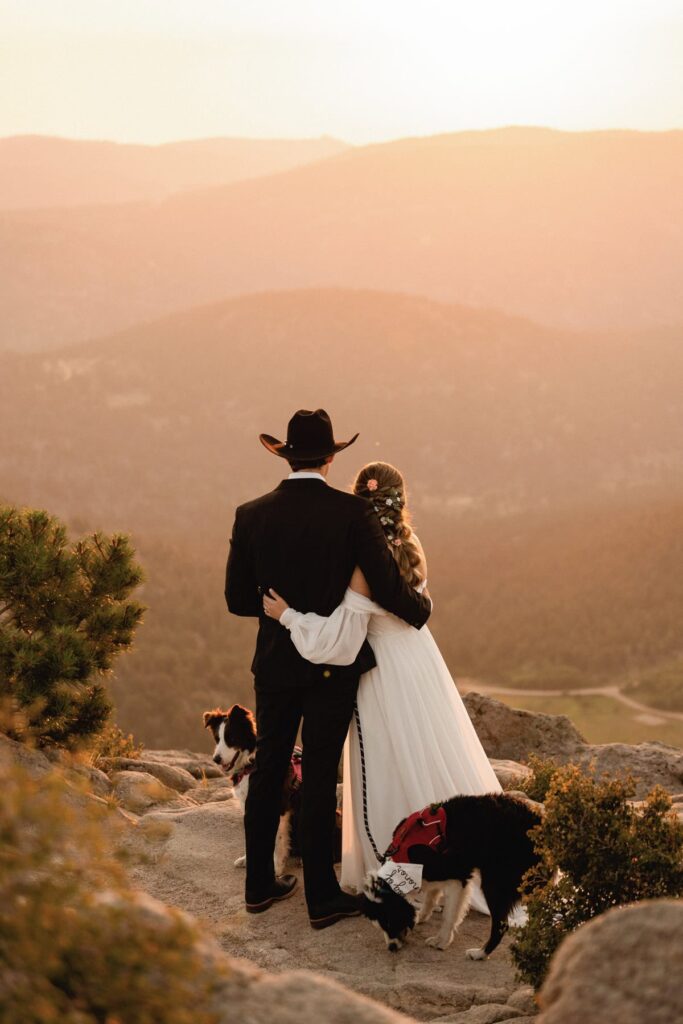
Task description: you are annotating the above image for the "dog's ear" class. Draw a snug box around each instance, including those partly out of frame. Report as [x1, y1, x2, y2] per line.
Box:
[229, 704, 251, 719]
[203, 709, 224, 729]
[228, 704, 256, 729]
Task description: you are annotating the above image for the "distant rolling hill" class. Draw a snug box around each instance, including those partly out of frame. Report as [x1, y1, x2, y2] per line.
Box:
[0, 134, 348, 209]
[2, 288, 682, 544]
[1, 127, 681, 351]
[3, 287, 683, 747]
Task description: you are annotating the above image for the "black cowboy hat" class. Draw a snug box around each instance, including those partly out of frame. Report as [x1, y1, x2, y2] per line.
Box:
[259, 408, 358, 461]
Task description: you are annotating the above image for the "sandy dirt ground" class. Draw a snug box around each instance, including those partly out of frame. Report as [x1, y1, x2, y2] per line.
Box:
[130, 793, 531, 1022]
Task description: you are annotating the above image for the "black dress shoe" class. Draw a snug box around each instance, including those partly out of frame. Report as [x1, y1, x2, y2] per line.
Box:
[246, 874, 298, 914]
[308, 891, 363, 930]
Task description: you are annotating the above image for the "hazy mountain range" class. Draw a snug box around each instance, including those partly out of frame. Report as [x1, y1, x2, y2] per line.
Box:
[2, 127, 682, 746]
[2, 128, 681, 352]
[0, 134, 348, 208]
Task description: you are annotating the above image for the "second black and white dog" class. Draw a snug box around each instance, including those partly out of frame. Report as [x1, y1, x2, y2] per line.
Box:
[203, 704, 302, 876]
[362, 793, 541, 959]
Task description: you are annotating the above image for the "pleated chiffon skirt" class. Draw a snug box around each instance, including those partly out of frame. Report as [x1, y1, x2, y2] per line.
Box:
[341, 618, 501, 898]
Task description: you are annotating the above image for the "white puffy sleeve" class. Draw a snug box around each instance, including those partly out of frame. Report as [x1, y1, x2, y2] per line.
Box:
[279, 589, 375, 666]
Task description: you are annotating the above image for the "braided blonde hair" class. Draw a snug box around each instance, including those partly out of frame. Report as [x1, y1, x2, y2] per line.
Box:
[353, 462, 425, 589]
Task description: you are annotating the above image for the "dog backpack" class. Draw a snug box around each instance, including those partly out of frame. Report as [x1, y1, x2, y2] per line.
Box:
[384, 803, 448, 864]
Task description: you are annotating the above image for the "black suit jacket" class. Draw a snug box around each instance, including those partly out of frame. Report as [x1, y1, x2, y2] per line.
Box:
[225, 478, 432, 689]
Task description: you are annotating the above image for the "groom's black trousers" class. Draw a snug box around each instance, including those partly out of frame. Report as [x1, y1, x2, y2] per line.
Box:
[245, 674, 359, 910]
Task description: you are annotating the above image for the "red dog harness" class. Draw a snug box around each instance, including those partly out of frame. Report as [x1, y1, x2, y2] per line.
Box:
[384, 803, 448, 863]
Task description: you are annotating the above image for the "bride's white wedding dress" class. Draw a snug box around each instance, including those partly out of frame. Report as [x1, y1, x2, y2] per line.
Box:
[280, 583, 501, 912]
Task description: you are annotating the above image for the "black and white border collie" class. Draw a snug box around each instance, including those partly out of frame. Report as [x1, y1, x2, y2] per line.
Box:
[203, 704, 301, 876]
[362, 793, 541, 959]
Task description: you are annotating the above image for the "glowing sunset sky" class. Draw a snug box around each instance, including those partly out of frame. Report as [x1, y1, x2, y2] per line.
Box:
[1, 0, 681, 143]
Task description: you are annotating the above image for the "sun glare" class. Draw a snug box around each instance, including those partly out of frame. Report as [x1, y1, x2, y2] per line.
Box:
[0, 0, 680, 142]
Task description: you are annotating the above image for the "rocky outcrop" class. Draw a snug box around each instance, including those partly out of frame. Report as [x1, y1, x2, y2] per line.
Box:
[570, 741, 683, 798]
[506, 989, 537, 1015]
[124, 766, 535, 1023]
[463, 693, 585, 762]
[0, 731, 53, 776]
[96, 889, 418, 1024]
[101, 756, 197, 792]
[538, 900, 683, 1023]
[6, 718, 682, 1024]
[0, 734, 116, 812]
[490, 759, 532, 790]
[137, 747, 225, 779]
[111, 769, 180, 813]
[106, 761, 234, 813]
[2, 729, 537, 1024]
[90, 749, 538, 1020]
[463, 693, 683, 797]
[63, 761, 113, 796]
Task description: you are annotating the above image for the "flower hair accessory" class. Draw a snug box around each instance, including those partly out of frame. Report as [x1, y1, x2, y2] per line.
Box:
[367, 484, 405, 542]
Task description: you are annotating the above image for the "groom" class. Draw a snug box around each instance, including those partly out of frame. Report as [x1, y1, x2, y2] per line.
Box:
[225, 408, 432, 928]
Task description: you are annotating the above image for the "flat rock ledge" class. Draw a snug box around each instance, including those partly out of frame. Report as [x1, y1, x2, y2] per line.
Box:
[463, 693, 683, 797]
[135, 747, 225, 778]
[125, 778, 536, 1022]
[96, 751, 234, 814]
[6, 692, 683, 1023]
[2, 726, 536, 1024]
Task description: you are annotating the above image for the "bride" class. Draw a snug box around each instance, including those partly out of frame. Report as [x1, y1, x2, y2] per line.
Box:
[263, 461, 501, 904]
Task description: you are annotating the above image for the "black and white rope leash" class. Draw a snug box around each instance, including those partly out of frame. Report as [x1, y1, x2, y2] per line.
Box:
[353, 701, 383, 864]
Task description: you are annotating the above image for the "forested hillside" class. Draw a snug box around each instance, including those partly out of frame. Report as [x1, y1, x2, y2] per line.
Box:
[429, 496, 683, 691]
[106, 493, 683, 748]
[2, 290, 682, 538]
[3, 289, 681, 748]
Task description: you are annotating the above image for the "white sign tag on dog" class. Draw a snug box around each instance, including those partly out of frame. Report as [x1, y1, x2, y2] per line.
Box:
[377, 860, 423, 896]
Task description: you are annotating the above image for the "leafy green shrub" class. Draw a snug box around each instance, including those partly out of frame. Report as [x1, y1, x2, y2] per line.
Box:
[511, 765, 683, 990]
[0, 506, 144, 748]
[91, 721, 143, 763]
[0, 761, 223, 1024]
[518, 754, 559, 803]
